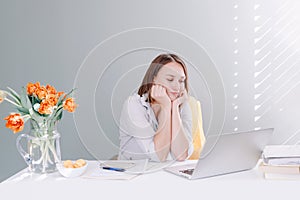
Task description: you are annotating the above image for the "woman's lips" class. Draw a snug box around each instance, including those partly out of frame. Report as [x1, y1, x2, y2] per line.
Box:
[170, 92, 179, 97]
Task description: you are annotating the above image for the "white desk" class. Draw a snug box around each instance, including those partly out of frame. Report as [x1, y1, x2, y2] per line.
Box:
[1, 160, 299, 200]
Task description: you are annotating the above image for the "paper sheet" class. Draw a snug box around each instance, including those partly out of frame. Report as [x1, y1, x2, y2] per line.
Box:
[81, 159, 148, 180]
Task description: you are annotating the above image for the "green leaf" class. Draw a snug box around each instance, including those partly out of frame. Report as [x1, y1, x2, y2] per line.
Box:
[7, 87, 21, 104]
[28, 108, 44, 124]
[17, 107, 29, 115]
[31, 95, 40, 105]
[66, 88, 77, 97]
[57, 88, 77, 105]
[57, 110, 63, 121]
[55, 107, 63, 118]
[20, 87, 32, 110]
[50, 107, 63, 122]
[57, 95, 65, 107]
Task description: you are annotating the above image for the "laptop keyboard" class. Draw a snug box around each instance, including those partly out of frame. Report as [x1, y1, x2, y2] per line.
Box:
[179, 168, 194, 175]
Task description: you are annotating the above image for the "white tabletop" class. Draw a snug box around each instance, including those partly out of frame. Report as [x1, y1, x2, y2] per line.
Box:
[1, 160, 299, 200]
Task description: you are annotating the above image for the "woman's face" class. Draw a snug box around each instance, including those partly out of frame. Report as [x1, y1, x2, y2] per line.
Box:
[153, 62, 186, 101]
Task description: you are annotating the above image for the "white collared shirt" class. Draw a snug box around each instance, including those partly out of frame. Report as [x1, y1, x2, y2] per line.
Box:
[118, 93, 194, 162]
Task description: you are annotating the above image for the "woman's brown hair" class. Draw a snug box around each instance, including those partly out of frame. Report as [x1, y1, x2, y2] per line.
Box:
[138, 53, 189, 102]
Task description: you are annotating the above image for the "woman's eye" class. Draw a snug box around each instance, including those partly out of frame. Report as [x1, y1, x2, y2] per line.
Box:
[167, 79, 173, 82]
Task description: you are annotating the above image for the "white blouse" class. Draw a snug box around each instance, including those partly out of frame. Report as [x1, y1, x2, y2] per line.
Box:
[118, 93, 194, 162]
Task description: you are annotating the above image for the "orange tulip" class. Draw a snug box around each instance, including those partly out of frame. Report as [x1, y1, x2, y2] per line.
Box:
[0, 90, 6, 104]
[35, 86, 47, 100]
[46, 84, 57, 95]
[46, 94, 58, 106]
[27, 82, 41, 96]
[63, 98, 77, 112]
[38, 100, 53, 115]
[57, 91, 64, 98]
[27, 82, 38, 95]
[4, 113, 24, 133]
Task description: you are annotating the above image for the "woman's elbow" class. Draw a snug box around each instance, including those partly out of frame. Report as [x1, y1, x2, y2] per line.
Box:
[155, 151, 169, 162]
[176, 156, 187, 161]
[174, 152, 188, 161]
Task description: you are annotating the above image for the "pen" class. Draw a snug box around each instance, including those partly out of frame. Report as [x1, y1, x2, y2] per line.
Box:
[102, 166, 125, 172]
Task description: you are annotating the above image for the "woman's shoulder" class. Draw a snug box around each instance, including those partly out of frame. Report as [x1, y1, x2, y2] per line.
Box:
[124, 93, 149, 110]
[126, 93, 142, 104]
[121, 94, 150, 121]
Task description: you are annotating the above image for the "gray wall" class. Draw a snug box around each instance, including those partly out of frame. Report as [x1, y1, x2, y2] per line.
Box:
[1, 0, 300, 182]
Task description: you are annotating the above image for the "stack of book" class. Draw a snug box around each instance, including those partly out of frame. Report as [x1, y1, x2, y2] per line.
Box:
[259, 145, 300, 180]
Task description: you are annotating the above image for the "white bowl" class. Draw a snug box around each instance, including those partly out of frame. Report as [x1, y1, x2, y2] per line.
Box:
[57, 161, 88, 178]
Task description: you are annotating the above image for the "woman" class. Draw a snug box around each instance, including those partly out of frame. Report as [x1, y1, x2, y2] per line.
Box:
[118, 53, 193, 162]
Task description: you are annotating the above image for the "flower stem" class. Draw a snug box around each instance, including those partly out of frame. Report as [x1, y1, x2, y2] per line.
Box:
[4, 97, 22, 107]
[4, 90, 21, 105]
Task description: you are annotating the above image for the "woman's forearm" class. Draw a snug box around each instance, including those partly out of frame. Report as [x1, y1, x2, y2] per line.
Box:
[153, 105, 172, 161]
[171, 103, 189, 161]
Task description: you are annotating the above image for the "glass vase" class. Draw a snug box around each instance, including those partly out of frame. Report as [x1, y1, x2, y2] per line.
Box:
[16, 120, 61, 173]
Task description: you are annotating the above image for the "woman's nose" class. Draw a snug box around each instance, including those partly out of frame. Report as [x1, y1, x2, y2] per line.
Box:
[171, 82, 180, 91]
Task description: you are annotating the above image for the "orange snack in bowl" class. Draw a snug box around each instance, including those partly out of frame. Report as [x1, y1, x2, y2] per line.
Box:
[63, 159, 86, 169]
[75, 159, 86, 167]
[73, 163, 80, 168]
[63, 160, 74, 168]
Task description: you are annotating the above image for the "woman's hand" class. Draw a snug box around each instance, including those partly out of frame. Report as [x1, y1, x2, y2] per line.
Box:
[172, 89, 188, 107]
[151, 84, 171, 107]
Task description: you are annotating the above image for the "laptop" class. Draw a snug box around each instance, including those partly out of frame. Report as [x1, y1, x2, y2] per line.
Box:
[164, 128, 274, 180]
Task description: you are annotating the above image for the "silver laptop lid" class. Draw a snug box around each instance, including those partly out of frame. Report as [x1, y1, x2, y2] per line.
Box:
[191, 128, 274, 179]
